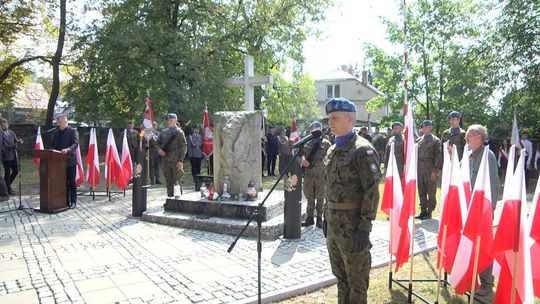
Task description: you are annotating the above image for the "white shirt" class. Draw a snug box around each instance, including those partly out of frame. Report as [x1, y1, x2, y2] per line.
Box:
[521, 138, 533, 167]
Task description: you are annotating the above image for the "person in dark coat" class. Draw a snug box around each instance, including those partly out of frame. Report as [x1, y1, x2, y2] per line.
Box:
[0, 121, 9, 201]
[265, 125, 278, 176]
[51, 115, 79, 208]
[1, 119, 22, 195]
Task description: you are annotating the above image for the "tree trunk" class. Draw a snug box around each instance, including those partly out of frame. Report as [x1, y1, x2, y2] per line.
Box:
[45, 0, 66, 130]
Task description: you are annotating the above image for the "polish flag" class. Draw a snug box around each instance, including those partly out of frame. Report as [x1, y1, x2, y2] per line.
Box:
[33, 127, 44, 165]
[121, 129, 133, 184]
[439, 142, 452, 214]
[85, 128, 100, 188]
[528, 176, 540, 297]
[449, 147, 494, 294]
[437, 145, 468, 273]
[380, 143, 405, 272]
[493, 149, 533, 304]
[202, 107, 213, 157]
[290, 113, 299, 142]
[460, 144, 472, 206]
[75, 146, 84, 186]
[393, 103, 417, 272]
[105, 129, 127, 189]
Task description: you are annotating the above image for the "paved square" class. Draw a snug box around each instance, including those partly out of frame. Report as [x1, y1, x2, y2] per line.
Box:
[0, 187, 440, 303]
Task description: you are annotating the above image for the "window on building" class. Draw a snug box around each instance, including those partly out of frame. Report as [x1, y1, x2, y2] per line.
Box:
[326, 84, 340, 99]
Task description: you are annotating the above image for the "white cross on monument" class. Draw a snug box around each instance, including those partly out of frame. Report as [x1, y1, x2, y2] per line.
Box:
[225, 55, 274, 111]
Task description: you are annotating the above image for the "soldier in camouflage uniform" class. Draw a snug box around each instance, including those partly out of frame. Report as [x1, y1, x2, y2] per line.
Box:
[122, 121, 140, 163]
[157, 113, 187, 197]
[323, 98, 381, 304]
[441, 111, 466, 160]
[300, 121, 332, 228]
[415, 120, 441, 220]
[385, 122, 404, 178]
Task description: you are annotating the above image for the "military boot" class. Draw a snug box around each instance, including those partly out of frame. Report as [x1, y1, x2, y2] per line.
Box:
[422, 210, 432, 220]
[301, 216, 314, 227]
[316, 216, 323, 228]
[415, 210, 426, 220]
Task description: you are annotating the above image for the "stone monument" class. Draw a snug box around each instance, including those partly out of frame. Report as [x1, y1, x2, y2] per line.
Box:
[213, 110, 261, 195]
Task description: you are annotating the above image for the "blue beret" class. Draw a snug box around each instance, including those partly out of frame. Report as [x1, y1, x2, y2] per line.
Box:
[447, 111, 460, 120]
[309, 121, 322, 130]
[325, 98, 357, 114]
[421, 120, 433, 127]
[167, 113, 177, 120]
[392, 122, 403, 128]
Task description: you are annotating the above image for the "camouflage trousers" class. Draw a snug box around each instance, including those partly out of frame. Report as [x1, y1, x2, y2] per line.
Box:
[417, 166, 437, 212]
[326, 209, 371, 304]
[306, 199, 324, 218]
[163, 161, 183, 197]
[303, 171, 325, 200]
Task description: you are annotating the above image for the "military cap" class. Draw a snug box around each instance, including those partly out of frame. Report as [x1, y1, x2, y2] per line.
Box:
[192, 124, 200, 129]
[392, 122, 403, 128]
[309, 121, 322, 131]
[325, 98, 357, 114]
[447, 111, 461, 120]
[167, 113, 177, 120]
[421, 120, 433, 127]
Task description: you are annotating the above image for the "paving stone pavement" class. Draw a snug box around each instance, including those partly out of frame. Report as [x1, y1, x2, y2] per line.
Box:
[0, 187, 443, 304]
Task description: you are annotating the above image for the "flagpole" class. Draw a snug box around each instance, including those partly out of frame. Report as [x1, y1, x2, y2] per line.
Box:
[510, 197, 523, 304]
[435, 225, 447, 304]
[469, 235, 482, 303]
[388, 209, 394, 289]
[408, 217, 415, 303]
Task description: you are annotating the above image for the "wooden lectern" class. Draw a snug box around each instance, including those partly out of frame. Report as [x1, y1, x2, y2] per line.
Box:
[32, 149, 69, 213]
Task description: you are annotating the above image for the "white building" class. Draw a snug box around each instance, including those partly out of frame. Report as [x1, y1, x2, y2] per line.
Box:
[315, 66, 386, 125]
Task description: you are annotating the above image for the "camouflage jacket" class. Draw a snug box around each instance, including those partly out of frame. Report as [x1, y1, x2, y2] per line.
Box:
[300, 137, 332, 175]
[416, 133, 442, 172]
[441, 127, 466, 160]
[385, 135, 404, 173]
[157, 127, 187, 163]
[324, 133, 381, 232]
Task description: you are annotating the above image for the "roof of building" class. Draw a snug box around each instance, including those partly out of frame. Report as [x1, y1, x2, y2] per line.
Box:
[315, 69, 384, 96]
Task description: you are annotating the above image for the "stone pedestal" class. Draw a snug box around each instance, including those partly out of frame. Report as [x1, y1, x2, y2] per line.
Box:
[213, 111, 261, 195]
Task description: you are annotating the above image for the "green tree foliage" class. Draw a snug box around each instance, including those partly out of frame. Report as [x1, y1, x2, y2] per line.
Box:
[366, 0, 501, 134]
[65, 0, 328, 127]
[262, 70, 318, 126]
[493, 0, 540, 138]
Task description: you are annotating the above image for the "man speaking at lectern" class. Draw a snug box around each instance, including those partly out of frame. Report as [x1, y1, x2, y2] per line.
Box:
[51, 115, 79, 209]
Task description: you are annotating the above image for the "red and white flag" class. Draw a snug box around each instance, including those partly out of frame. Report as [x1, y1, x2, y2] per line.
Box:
[33, 127, 44, 165]
[105, 129, 127, 190]
[85, 128, 100, 188]
[493, 149, 533, 304]
[202, 107, 213, 157]
[438, 144, 468, 273]
[290, 113, 299, 142]
[121, 129, 133, 184]
[396, 103, 417, 272]
[439, 142, 452, 213]
[143, 97, 155, 140]
[380, 143, 405, 271]
[449, 147, 494, 294]
[75, 146, 84, 186]
[460, 144, 472, 206]
[528, 175, 540, 297]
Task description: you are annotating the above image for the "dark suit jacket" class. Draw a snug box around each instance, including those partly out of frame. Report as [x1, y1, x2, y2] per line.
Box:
[52, 127, 79, 167]
[2, 129, 18, 161]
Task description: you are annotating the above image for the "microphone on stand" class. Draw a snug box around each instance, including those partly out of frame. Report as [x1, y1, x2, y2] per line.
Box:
[292, 129, 323, 149]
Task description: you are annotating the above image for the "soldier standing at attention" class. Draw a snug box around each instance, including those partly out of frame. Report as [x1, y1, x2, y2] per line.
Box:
[415, 120, 441, 220]
[323, 98, 381, 304]
[157, 113, 187, 197]
[122, 121, 139, 162]
[385, 122, 404, 178]
[442, 111, 466, 160]
[300, 121, 331, 228]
